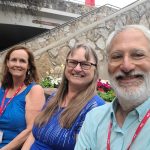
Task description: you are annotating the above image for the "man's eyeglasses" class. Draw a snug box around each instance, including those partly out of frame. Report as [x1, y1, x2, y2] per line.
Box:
[66, 59, 96, 70]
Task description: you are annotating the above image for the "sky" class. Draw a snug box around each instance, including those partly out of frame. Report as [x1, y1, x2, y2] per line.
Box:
[65, 0, 138, 8]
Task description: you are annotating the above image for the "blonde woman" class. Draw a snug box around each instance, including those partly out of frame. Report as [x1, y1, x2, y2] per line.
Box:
[23, 43, 105, 150]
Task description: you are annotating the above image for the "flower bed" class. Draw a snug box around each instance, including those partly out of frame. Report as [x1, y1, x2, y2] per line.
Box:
[40, 76, 115, 102]
[40, 75, 61, 88]
[97, 79, 115, 102]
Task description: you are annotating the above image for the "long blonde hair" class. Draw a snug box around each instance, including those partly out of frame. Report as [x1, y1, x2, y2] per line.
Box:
[35, 43, 99, 128]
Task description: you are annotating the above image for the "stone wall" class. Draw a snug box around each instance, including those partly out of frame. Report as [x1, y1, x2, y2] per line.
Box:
[23, 4, 117, 53]
[6, 0, 94, 15]
[43, 0, 97, 15]
[0, 0, 149, 80]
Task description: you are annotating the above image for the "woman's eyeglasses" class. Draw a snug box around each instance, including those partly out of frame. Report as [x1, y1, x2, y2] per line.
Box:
[66, 59, 96, 70]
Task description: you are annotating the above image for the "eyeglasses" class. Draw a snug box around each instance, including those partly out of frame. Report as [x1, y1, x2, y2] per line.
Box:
[66, 59, 96, 70]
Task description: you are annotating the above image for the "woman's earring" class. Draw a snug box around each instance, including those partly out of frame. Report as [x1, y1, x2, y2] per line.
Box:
[27, 69, 30, 75]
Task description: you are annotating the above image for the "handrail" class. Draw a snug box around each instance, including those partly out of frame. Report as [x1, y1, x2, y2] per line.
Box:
[104, 4, 120, 9]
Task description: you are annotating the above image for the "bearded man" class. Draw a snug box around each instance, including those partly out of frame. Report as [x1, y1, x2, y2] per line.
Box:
[75, 24, 150, 150]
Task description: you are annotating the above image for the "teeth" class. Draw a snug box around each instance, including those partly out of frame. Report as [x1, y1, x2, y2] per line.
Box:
[73, 74, 81, 77]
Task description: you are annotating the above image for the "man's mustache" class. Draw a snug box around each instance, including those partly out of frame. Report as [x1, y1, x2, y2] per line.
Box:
[114, 71, 144, 80]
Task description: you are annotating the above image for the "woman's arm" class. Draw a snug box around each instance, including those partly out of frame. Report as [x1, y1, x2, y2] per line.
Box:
[1, 85, 45, 150]
[21, 133, 35, 150]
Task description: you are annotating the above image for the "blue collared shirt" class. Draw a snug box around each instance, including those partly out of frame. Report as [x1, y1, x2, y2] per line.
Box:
[75, 98, 150, 150]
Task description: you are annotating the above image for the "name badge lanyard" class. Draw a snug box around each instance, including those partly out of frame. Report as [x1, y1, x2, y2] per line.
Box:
[107, 109, 150, 150]
[0, 83, 24, 116]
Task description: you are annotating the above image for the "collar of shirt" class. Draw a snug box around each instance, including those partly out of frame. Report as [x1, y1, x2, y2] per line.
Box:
[110, 97, 150, 125]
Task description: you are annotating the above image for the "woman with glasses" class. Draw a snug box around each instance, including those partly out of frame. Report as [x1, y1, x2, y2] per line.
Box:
[23, 43, 105, 150]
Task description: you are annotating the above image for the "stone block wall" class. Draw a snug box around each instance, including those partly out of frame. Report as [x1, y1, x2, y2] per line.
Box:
[44, 0, 96, 15]
[0, 0, 149, 80]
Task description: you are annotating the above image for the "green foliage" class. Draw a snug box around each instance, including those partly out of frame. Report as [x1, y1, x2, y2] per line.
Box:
[40, 76, 61, 88]
[98, 90, 115, 102]
[40, 75, 116, 102]
[97, 79, 115, 102]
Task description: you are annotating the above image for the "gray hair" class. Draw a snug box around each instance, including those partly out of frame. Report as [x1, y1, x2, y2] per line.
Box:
[106, 25, 150, 55]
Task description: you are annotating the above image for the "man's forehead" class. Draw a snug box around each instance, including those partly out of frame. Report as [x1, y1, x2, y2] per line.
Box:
[113, 28, 146, 40]
[110, 29, 148, 47]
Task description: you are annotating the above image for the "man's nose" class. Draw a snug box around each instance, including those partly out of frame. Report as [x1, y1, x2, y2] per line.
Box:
[120, 56, 135, 72]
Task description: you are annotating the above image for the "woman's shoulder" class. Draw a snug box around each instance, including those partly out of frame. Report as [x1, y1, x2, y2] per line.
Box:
[25, 83, 45, 104]
[28, 84, 45, 96]
[86, 103, 112, 121]
[79, 95, 105, 116]
[88, 94, 105, 107]
[24, 83, 44, 99]
[30, 84, 43, 90]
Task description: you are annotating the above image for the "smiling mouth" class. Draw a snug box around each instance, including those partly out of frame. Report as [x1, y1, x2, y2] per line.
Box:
[116, 74, 143, 80]
[13, 69, 22, 71]
[73, 74, 84, 78]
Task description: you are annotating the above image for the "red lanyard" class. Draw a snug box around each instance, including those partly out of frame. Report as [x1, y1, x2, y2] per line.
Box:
[0, 83, 24, 116]
[107, 109, 150, 150]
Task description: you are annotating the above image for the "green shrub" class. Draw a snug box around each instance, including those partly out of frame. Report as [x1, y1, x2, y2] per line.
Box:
[40, 76, 61, 88]
[40, 76, 116, 102]
[98, 90, 115, 102]
[97, 79, 115, 102]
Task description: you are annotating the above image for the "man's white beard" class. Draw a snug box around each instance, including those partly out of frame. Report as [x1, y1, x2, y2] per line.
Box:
[109, 71, 150, 111]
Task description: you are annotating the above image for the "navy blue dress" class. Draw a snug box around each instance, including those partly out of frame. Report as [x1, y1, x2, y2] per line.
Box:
[30, 95, 105, 150]
[0, 82, 35, 148]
